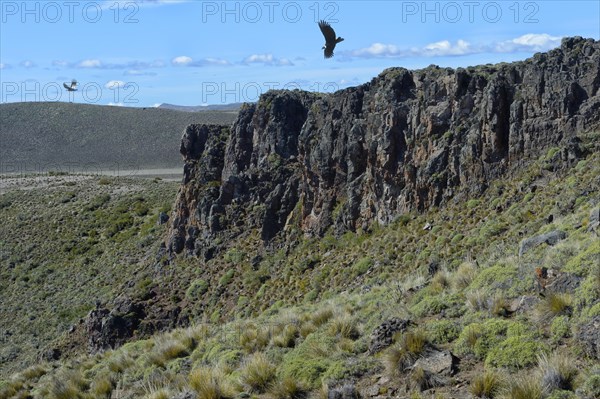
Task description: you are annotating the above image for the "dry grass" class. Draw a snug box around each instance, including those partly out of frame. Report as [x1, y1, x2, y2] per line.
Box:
[189, 366, 234, 399]
[499, 374, 542, 399]
[470, 370, 503, 398]
[537, 353, 578, 393]
[239, 352, 276, 393]
[535, 293, 573, 323]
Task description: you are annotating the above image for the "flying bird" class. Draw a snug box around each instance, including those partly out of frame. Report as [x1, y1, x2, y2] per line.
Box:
[318, 20, 344, 59]
[63, 80, 78, 92]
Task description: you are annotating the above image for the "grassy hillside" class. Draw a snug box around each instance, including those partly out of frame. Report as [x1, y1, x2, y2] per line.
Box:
[0, 175, 179, 377]
[0, 131, 598, 398]
[0, 102, 237, 173]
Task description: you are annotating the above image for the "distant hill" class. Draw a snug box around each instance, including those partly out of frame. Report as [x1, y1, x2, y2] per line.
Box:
[0, 102, 238, 174]
[158, 102, 244, 112]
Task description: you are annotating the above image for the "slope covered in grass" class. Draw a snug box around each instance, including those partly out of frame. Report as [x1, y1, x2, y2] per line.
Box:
[1, 131, 598, 398]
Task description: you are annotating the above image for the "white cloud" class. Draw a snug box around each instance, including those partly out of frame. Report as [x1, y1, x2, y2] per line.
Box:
[124, 69, 157, 76]
[242, 53, 294, 66]
[153, 103, 162, 108]
[348, 34, 563, 60]
[52, 60, 68, 67]
[78, 59, 102, 68]
[105, 80, 126, 89]
[172, 56, 193, 66]
[108, 102, 124, 106]
[0, 63, 9, 69]
[422, 39, 473, 56]
[352, 43, 402, 57]
[171, 56, 230, 67]
[494, 33, 562, 52]
[20, 60, 36, 68]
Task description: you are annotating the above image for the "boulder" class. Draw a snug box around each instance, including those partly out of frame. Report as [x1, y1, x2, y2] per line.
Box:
[519, 230, 567, 256]
[368, 318, 411, 354]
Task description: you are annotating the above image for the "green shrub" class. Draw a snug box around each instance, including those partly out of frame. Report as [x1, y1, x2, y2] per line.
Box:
[485, 336, 549, 369]
[455, 319, 534, 359]
[352, 257, 373, 276]
[219, 269, 235, 286]
[279, 333, 341, 388]
[577, 373, 600, 399]
[426, 319, 461, 344]
[550, 316, 571, 342]
[186, 279, 209, 301]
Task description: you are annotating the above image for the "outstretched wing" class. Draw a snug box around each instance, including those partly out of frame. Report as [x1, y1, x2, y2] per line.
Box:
[318, 20, 336, 45]
[63, 83, 70, 90]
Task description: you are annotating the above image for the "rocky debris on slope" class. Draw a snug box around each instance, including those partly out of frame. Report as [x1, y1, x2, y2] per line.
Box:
[86, 296, 145, 352]
[84, 293, 186, 353]
[576, 316, 600, 359]
[519, 230, 567, 257]
[589, 207, 599, 232]
[412, 348, 459, 378]
[167, 37, 600, 258]
[328, 383, 361, 399]
[369, 318, 412, 354]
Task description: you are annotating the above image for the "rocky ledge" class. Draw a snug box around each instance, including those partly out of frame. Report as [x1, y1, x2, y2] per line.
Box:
[167, 36, 600, 259]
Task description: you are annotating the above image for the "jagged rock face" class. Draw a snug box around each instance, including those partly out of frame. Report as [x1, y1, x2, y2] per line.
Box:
[168, 37, 600, 256]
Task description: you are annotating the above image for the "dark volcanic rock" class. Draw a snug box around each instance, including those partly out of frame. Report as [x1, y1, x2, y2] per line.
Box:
[369, 318, 411, 354]
[85, 297, 145, 352]
[167, 37, 600, 256]
[519, 230, 567, 257]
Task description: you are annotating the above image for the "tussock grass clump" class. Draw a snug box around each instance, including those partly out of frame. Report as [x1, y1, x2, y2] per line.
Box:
[239, 352, 276, 393]
[470, 370, 503, 398]
[189, 366, 233, 399]
[538, 353, 578, 394]
[268, 376, 307, 399]
[452, 262, 479, 290]
[491, 293, 511, 317]
[500, 374, 542, 399]
[311, 307, 334, 327]
[239, 323, 271, 353]
[48, 378, 81, 399]
[328, 314, 360, 340]
[273, 324, 299, 348]
[107, 353, 134, 374]
[466, 289, 489, 312]
[21, 364, 48, 381]
[384, 329, 428, 374]
[535, 293, 573, 323]
[91, 376, 114, 398]
[430, 269, 451, 293]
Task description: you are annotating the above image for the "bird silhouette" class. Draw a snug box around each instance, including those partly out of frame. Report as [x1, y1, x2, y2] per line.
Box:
[318, 20, 344, 58]
[63, 80, 78, 92]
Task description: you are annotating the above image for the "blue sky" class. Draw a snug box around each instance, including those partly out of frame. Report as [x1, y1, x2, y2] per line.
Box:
[1, 0, 599, 106]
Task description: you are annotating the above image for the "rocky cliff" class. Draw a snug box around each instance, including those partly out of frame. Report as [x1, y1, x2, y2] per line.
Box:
[167, 37, 600, 259]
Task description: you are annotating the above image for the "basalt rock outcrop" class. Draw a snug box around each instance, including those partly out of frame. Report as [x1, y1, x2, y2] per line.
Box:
[167, 37, 600, 258]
